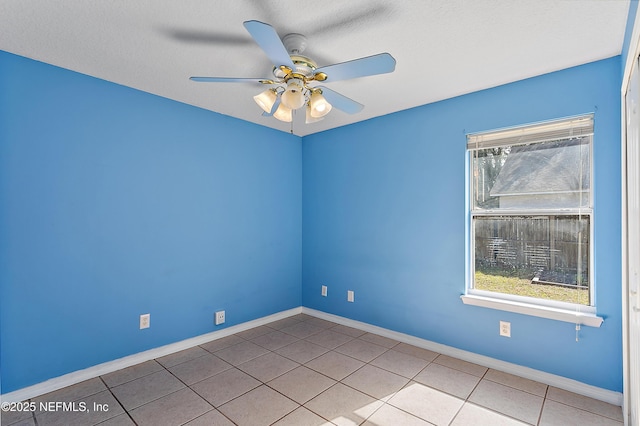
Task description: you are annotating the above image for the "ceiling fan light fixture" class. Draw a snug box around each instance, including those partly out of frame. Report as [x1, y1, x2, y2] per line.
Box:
[280, 79, 306, 110]
[190, 21, 397, 126]
[309, 90, 332, 118]
[253, 89, 277, 113]
[305, 105, 325, 124]
[273, 103, 293, 122]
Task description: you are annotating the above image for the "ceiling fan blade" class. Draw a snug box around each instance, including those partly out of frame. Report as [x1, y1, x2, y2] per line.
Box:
[243, 20, 295, 69]
[317, 86, 364, 114]
[162, 27, 252, 46]
[315, 53, 396, 83]
[190, 77, 274, 84]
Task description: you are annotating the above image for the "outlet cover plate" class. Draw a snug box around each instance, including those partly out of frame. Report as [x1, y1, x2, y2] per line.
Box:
[347, 290, 354, 302]
[215, 310, 225, 325]
[140, 313, 150, 329]
[321, 285, 327, 297]
[499, 320, 511, 337]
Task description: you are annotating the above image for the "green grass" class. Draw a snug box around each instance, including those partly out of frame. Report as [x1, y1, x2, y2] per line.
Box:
[475, 270, 589, 305]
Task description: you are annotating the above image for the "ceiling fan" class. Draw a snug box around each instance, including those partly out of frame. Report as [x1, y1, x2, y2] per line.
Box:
[190, 20, 396, 124]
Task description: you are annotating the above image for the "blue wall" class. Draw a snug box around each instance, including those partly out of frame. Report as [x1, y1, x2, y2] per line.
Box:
[0, 52, 302, 393]
[302, 57, 622, 391]
[0, 50, 624, 395]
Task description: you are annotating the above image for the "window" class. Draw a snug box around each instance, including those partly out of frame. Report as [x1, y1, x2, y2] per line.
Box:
[463, 115, 600, 324]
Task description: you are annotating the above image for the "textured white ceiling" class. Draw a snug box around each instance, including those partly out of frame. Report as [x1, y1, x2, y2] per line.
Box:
[0, 0, 630, 136]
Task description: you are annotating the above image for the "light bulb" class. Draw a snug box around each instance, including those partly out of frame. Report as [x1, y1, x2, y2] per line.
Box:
[253, 89, 277, 113]
[280, 80, 306, 110]
[305, 105, 324, 123]
[309, 91, 332, 118]
[273, 103, 292, 122]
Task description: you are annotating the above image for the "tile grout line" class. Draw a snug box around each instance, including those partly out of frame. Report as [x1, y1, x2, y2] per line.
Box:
[31, 403, 39, 426]
[326, 335, 547, 426]
[536, 385, 551, 426]
[234, 320, 339, 425]
[157, 354, 239, 426]
[541, 398, 625, 424]
[380, 353, 454, 425]
[98, 375, 139, 426]
[443, 367, 489, 426]
[459, 367, 545, 426]
[335, 332, 477, 424]
[262, 325, 357, 422]
[194, 327, 306, 425]
[263, 319, 392, 424]
[101, 360, 165, 389]
[344, 341, 400, 425]
[342, 340, 430, 424]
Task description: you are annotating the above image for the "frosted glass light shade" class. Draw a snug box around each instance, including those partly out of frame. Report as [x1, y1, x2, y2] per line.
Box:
[253, 89, 277, 113]
[309, 91, 332, 118]
[305, 105, 324, 123]
[281, 81, 306, 109]
[273, 103, 292, 122]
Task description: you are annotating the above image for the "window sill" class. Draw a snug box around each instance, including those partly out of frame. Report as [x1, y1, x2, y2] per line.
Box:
[460, 294, 603, 327]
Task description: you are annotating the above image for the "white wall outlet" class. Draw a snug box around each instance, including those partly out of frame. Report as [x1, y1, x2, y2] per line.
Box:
[321, 285, 328, 297]
[140, 313, 150, 329]
[347, 290, 354, 302]
[215, 310, 225, 325]
[499, 321, 511, 337]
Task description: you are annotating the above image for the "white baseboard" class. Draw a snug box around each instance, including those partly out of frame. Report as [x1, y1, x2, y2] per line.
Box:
[0, 307, 302, 403]
[2, 305, 622, 408]
[301, 307, 623, 407]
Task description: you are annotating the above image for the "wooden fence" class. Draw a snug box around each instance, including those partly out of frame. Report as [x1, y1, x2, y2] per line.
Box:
[474, 215, 589, 286]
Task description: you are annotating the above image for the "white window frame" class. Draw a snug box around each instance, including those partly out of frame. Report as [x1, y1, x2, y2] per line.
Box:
[461, 115, 603, 327]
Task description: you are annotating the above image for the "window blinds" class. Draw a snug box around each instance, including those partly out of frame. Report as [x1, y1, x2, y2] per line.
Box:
[467, 114, 594, 150]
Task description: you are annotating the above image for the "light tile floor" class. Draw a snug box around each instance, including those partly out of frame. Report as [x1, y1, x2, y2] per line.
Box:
[2, 314, 624, 426]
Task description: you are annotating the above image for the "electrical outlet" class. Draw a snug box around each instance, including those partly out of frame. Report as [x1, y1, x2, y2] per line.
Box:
[215, 310, 225, 325]
[499, 321, 511, 337]
[347, 290, 354, 302]
[140, 313, 150, 329]
[321, 285, 327, 297]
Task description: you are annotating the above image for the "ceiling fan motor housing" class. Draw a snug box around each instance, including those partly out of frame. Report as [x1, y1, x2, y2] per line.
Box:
[283, 33, 307, 55]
